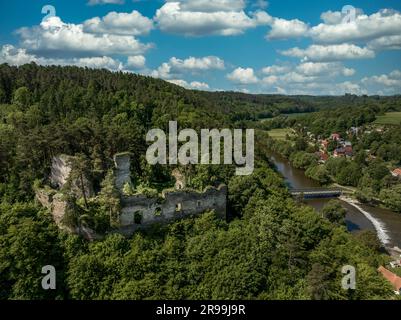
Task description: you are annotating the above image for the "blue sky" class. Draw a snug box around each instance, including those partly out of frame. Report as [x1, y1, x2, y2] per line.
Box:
[0, 0, 401, 95]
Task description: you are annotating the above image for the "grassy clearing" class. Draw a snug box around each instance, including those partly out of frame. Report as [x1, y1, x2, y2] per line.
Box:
[374, 112, 401, 125]
[266, 128, 294, 140]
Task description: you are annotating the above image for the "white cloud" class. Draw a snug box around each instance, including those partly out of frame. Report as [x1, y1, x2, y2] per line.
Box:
[83, 10, 153, 36]
[261, 65, 290, 75]
[151, 62, 171, 79]
[368, 35, 401, 50]
[151, 56, 224, 79]
[88, 0, 124, 5]
[72, 56, 124, 70]
[126, 55, 146, 69]
[253, 0, 269, 10]
[266, 81, 367, 96]
[17, 16, 151, 57]
[227, 67, 258, 84]
[258, 61, 361, 95]
[279, 72, 317, 84]
[296, 62, 355, 77]
[0, 44, 37, 66]
[310, 9, 401, 44]
[188, 81, 210, 90]
[266, 18, 309, 40]
[389, 70, 401, 78]
[154, 1, 271, 36]
[0, 44, 124, 71]
[172, 0, 246, 13]
[320, 11, 343, 25]
[167, 79, 210, 90]
[362, 71, 401, 87]
[169, 56, 225, 71]
[261, 75, 278, 85]
[281, 44, 375, 62]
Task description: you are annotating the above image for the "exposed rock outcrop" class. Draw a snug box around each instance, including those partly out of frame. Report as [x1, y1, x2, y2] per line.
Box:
[50, 154, 94, 199]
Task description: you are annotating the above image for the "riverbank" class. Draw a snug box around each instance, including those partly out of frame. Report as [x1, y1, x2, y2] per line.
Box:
[339, 196, 391, 246]
[268, 150, 401, 250]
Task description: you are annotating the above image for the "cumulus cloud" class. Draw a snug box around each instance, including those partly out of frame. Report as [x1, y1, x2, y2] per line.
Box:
[261, 65, 290, 75]
[17, 16, 152, 58]
[126, 55, 146, 69]
[258, 61, 361, 95]
[281, 44, 375, 62]
[310, 9, 401, 44]
[83, 10, 154, 36]
[0, 44, 37, 66]
[173, 0, 246, 13]
[151, 56, 224, 79]
[266, 18, 309, 40]
[362, 70, 401, 87]
[368, 35, 401, 50]
[296, 62, 355, 77]
[169, 56, 225, 71]
[320, 11, 343, 25]
[266, 80, 367, 96]
[168, 79, 210, 90]
[227, 67, 258, 84]
[261, 75, 279, 85]
[154, 1, 271, 36]
[88, 0, 124, 5]
[0, 44, 124, 71]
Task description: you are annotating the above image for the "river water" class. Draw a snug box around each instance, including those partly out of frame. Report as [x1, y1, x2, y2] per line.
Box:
[269, 152, 401, 248]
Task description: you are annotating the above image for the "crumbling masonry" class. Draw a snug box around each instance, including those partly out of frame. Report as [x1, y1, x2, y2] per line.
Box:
[36, 153, 227, 239]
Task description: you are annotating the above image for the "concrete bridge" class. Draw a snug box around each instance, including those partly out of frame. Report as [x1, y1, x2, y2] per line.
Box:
[290, 188, 343, 199]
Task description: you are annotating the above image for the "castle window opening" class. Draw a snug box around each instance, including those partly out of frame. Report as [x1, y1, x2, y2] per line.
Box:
[134, 211, 143, 224]
[154, 207, 162, 216]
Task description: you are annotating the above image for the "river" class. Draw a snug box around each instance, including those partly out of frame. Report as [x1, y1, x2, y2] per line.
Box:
[269, 152, 401, 249]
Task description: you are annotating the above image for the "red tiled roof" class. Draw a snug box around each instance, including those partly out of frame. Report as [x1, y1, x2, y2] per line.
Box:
[393, 168, 401, 176]
[378, 266, 401, 291]
[321, 153, 329, 161]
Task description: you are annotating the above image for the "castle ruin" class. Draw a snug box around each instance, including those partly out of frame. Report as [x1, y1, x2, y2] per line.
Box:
[36, 153, 227, 239]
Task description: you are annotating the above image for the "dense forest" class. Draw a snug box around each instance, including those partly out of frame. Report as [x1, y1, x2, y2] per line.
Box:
[0, 63, 397, 300]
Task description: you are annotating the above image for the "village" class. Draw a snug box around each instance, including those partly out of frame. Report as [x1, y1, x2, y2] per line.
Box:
[303, 126, 401, 178]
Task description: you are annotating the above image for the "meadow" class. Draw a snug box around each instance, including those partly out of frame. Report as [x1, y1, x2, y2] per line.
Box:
[374, 112, 401, 125]
[266, 128, 294, 140]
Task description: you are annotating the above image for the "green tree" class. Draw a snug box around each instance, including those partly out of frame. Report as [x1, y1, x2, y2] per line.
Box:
[12, 87, 31, 109]
[322, 200, 347, 225]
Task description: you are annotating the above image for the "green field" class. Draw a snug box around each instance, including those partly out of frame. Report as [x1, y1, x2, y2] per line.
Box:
[266, 128, 294, 140]
[374, 112, 401, 125]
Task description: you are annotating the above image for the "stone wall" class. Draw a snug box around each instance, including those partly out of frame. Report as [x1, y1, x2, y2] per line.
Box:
[114, 153, 132, 190]
[37, 152, 228, 240]
[118, 185, 227, 236]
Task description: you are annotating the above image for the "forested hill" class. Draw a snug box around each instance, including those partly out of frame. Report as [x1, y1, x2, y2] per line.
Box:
[1, 63, 399, 125]
[0, 63, 400, 203]
[0, 63, 397, 300]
